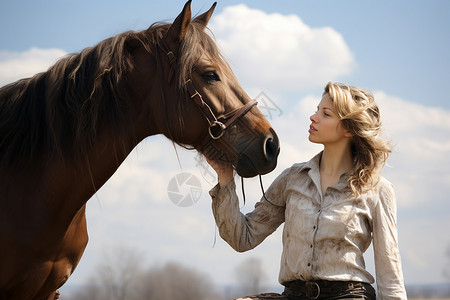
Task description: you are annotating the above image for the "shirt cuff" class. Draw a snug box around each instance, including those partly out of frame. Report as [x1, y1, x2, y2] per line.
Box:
[209, 179, 236, 203]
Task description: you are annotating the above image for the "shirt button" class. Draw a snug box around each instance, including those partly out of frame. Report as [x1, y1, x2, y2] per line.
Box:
[307, 263, 311, 267]
[313, 225, 316, 229]
[310, 245, 313, 248]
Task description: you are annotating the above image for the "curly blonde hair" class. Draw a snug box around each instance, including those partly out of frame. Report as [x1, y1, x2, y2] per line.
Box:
[324, 82, 391, 196]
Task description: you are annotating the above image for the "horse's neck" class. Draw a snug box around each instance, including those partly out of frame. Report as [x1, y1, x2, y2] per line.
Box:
[50, 63, 166, 226]
[44, 133, 143, 229]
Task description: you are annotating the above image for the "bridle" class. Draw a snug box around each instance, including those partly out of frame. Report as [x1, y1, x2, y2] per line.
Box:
[155, 38, 282, 208]
[155, 38, 258, 150]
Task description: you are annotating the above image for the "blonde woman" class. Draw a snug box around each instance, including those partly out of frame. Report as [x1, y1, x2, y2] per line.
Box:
[207, 82, 407, 299]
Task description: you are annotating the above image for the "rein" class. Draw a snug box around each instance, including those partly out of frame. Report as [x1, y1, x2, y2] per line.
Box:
[155, 38, 257, 149]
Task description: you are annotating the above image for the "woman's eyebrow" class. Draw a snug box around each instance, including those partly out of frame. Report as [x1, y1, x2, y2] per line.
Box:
[318, 105, 334, 112]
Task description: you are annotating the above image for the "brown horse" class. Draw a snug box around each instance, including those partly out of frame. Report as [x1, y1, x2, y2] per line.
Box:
[0, 1, 279, 299]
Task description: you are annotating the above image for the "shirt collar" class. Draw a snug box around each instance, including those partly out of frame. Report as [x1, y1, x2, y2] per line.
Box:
[300, 151, 350, 193]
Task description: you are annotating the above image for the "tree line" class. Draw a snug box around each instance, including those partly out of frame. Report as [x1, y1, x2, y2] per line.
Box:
[66, 246, 268, 300]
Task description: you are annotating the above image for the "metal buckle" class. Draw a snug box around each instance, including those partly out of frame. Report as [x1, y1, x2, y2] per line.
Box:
[305, 281, 320, 299]
[208, 121, 226, 139]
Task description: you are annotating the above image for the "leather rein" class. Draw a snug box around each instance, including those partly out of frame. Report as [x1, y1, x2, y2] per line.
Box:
[155, 38, 258, 150]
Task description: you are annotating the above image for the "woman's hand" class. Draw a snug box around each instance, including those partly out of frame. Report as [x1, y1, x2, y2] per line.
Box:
[205, 156, 234, 188]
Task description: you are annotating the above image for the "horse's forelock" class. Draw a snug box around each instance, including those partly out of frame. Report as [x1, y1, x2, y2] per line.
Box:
[178, 21, 229, 90]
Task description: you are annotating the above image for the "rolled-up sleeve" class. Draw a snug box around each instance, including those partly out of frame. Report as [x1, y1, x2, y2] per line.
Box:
[372, 179, 407, 299]
[210, 170, 289, 252]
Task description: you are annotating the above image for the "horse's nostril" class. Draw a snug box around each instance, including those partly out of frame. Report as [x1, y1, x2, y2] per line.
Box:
[263, 134, 279, 161]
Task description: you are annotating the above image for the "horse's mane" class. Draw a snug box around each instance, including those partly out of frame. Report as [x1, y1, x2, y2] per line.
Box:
[0, 30, 138, 170]
[0, 19, 227, 170]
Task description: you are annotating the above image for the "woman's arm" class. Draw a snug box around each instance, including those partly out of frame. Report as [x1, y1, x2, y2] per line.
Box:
[207, 157, 287, 252]
[372, 178, 407, 299]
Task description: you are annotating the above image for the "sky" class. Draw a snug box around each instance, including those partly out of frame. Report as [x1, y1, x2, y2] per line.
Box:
[1, 0, 450, 294]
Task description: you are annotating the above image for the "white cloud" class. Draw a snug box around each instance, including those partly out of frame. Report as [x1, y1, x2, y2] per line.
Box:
[375, 92, 450, 207]
[209, 4, 355, 92]
[0, 47, 67, 86]
[399, 217, 450, 283]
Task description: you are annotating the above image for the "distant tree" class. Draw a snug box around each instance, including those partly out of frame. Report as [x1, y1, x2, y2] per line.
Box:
[69, 246, 221, 300]
[72, 283, 102, 300]
[97, 246, 143, 299]
[71, 245, 143, 300]
[234, 257, 267, 296]
[135, 261, 221, 300]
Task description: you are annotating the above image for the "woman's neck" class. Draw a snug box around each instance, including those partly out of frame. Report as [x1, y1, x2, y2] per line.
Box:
[320, 142, 353, 177]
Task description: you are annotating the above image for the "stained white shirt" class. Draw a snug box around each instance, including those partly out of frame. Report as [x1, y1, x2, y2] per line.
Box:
[210, 153, 407, 299]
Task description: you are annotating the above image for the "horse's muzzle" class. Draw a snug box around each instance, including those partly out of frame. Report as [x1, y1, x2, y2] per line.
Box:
[236, 128, 280, 177]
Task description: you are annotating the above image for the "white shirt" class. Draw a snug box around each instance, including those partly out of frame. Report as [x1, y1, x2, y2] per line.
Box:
[210, 153, 407, 299]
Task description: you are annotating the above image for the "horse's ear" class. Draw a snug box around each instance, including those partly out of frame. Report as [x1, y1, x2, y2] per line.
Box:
[193, 2, 217, 29]
[165, 0, 192, 47]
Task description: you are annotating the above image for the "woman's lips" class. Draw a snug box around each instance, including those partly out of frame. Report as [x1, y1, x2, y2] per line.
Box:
[308, 125, 317, 133]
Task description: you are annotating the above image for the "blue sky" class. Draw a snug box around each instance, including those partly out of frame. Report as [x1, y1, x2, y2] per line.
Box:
[1, 0, 450, 294]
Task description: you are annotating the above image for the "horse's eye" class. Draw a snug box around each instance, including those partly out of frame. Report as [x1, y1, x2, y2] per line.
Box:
[202, 71, 220, 83]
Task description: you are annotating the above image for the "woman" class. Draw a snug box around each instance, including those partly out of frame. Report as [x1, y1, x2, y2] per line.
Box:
[207, 82, 407, 299]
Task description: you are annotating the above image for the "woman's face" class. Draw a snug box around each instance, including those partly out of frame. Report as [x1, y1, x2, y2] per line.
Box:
[308, 93, 351, 145]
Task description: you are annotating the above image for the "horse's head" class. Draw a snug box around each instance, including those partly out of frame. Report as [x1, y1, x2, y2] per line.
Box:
[135, 1, 280, 177]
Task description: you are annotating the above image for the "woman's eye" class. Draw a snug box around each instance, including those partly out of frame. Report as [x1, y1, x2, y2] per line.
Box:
[202, 71, 220, 83]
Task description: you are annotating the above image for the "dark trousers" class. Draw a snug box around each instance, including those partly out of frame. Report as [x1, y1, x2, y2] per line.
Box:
[233, 280, 376, 300]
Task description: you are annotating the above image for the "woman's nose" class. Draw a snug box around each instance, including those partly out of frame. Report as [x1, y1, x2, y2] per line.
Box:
[310, 113, 317, 122]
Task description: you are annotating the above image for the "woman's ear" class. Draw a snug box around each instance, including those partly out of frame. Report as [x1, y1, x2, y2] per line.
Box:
[344, 130, 354, 138]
